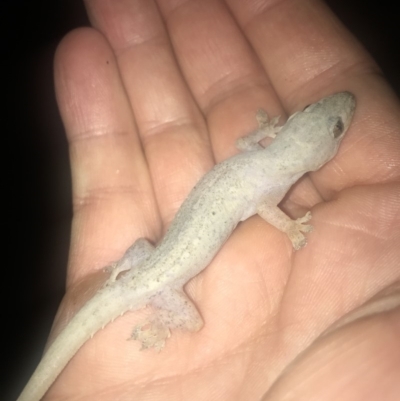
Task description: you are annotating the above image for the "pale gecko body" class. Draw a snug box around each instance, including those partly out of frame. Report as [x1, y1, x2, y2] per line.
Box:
[18, 92, 356, 401]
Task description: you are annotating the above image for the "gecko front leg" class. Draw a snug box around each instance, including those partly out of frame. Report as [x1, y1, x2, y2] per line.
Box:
[236, 110, 282, 151]
[257, 203, 313, 250]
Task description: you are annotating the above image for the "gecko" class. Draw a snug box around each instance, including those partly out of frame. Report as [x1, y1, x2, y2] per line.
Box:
[17, 92, 356, 401]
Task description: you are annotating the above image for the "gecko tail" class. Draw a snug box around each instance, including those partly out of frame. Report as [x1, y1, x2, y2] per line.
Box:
[17, 284, 136, 401]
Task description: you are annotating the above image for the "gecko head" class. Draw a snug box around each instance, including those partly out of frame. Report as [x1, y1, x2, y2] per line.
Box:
[299, 91, 356, 171]
[303, 91, 356, 133]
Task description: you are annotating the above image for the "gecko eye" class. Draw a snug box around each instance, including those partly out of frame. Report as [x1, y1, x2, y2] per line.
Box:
[332, 117, 344, 138]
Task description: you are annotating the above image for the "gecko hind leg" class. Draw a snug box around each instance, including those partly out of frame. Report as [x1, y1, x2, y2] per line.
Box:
[132, 286, 203, 350]
[236, 110, 282, 151]
[105, 238, 155, 285]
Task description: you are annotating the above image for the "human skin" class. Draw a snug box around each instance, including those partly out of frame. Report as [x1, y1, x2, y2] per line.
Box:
[41, 0, 400, 400]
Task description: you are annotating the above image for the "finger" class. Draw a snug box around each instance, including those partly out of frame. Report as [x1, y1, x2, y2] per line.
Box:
[84, 0, 215, 226]
[156, 0, 283, 160]
[55, 28, 159, 284]
[225, 0, 400, 194]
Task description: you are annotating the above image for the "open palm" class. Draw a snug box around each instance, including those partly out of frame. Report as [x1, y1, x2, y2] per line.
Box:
[46, 1, 399, 400]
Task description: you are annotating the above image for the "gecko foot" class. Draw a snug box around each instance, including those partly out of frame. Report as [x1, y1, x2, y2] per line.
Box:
[256, 110, 281, 134]
[287, 211, 313, 250]
[131, 319, 171, 351]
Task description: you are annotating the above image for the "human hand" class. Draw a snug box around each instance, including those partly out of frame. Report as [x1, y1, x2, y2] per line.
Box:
[48, 0, 400, 400]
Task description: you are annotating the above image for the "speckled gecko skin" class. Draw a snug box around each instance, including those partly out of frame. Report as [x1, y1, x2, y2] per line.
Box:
[17, 92, 356, 401]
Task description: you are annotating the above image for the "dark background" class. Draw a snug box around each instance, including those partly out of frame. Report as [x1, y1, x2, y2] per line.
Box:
[4, 0, 399, 399]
